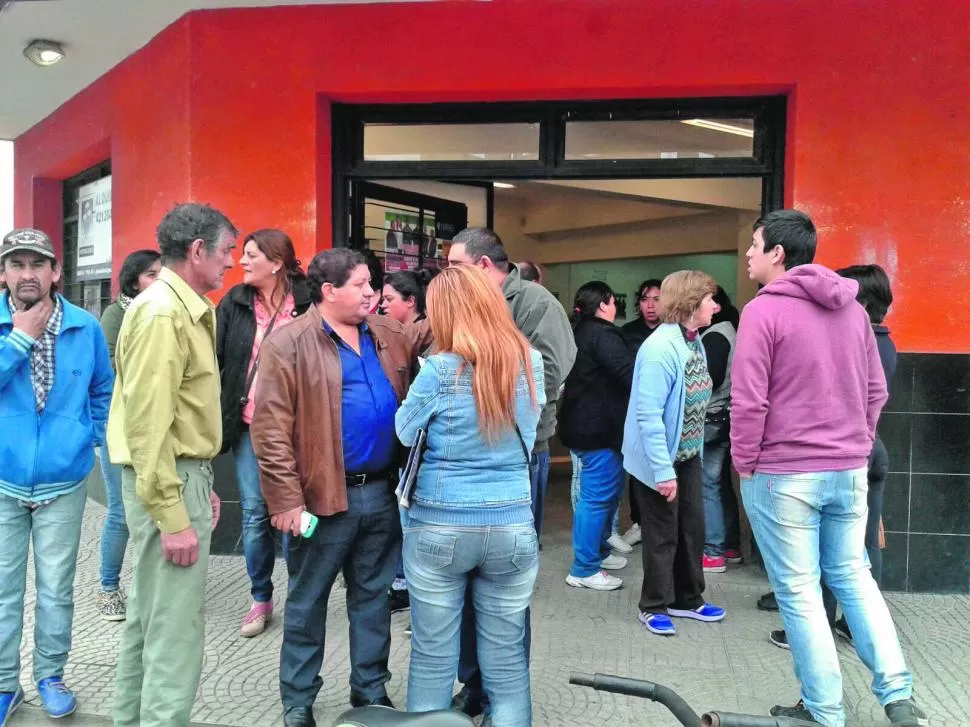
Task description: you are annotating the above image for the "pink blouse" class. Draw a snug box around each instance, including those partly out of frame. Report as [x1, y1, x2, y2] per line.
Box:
[242, 292, 297, 424]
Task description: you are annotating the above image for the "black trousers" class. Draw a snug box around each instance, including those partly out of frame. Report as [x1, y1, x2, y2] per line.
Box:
[628, 477, 642, 526]
[633, 455, 706, 614]
[279, 481, 401, 708]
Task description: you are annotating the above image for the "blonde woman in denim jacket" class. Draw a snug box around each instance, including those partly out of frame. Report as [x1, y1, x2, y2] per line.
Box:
[396, 265, 545, 727]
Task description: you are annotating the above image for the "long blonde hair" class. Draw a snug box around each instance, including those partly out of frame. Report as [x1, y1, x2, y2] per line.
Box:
[426, 265, 538, 441]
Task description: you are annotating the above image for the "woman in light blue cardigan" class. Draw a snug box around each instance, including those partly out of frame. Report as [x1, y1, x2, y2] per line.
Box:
[622, 270, 725, 636]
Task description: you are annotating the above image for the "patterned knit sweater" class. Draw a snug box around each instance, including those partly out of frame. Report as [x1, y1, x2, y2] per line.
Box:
[676, 333, 712, 462]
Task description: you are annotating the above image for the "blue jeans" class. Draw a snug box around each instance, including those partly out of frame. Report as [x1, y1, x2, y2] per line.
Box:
[234, 431, 276, 603]
[280, 480, 400, 707]
[570, 449, 624, 578]
[405, 520, 538, 727]
[98, 445, 129, 591]
[0, 486, 87, 691]
[570, 451, 620, 537]
[701, 434, 740, 557]
[457, 449, 548, 704]
[742, 470, 913, 727]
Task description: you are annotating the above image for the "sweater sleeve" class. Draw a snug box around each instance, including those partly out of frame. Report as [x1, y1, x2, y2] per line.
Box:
[634, 347, 678, 484]
[702, 331, 731, 390]
[730, 305, 772, 475]
[591, 326, 636, 392]
[865, 325, 889, 443]
[99, 303, 125, 371]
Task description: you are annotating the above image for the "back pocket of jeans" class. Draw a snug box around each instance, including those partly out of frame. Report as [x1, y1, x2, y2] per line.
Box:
[511, 531, 539, 571]
[416, 531, 457, 570]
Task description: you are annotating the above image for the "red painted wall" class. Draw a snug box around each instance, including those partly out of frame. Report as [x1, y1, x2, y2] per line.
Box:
[14, 0, 970, 352]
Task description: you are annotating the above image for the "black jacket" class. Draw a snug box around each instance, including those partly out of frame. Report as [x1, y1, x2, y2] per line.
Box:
[216, 278, 313, 453]
[558, 317, 636, 451]
[621, 316, 660, 351]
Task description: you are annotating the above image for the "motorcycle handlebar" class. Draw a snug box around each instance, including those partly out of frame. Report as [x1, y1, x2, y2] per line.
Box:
[568, 672, 701, 726]
[569, 673, 818, 727]
[703, 712, 821, 727]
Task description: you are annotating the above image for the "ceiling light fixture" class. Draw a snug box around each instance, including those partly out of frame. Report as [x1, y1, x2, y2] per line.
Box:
[493, 182, 516, 189]
[24, 39, 65, 67]
[681, 119, 754, 138]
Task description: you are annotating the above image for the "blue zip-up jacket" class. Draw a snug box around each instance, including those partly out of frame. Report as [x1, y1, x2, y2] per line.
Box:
[0, 292, 114, 500]
[622, 323, 706, 490]
[395, 349, 545, 527]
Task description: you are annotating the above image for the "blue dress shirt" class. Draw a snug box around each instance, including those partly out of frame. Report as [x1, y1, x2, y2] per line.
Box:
[323, 320, 399, 474]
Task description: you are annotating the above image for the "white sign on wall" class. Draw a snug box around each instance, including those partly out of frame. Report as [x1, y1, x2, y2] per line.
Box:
[76, 176, 112, 281]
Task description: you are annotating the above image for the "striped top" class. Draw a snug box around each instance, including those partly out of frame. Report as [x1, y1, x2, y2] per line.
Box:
[676, 335, 712, 462]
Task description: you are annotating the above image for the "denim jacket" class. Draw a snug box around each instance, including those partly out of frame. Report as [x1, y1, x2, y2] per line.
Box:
[395, 349, 546, 527]
[622, 323, 706, 490]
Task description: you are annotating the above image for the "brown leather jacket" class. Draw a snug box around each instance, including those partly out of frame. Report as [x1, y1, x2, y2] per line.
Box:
[250, 306, 431, 517]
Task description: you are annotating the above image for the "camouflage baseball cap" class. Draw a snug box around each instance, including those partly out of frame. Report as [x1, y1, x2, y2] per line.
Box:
[0, 228, 56, 262]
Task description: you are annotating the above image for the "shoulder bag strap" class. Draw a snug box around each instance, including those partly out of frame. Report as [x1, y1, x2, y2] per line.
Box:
[242, 291, 287, 402]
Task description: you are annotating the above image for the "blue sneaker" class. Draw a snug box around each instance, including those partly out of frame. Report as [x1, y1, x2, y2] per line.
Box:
[37, 677, 77, 718]
[639, 611, 676, 635]
[0, 687, 24, 726]
[668, 603, 726, 622]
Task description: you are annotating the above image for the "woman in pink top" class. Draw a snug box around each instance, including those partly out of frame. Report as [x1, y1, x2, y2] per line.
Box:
[216, 229, 312, 637]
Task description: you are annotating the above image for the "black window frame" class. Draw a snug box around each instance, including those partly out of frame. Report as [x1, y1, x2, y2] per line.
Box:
[62, 160, 112, 313]
[333, 96, 786, 247]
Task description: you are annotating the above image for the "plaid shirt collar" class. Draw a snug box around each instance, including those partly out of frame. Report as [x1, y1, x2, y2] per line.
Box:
[7, 294, 63, 412]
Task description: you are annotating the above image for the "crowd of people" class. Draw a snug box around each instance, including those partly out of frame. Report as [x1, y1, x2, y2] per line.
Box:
[0, 205, 929, 727]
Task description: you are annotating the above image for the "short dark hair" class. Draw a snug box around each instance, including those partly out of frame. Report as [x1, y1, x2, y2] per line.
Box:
[156, 203, 238, 264]
[754, 209, 817, 270]
[451, 227, 509, 272]
[118, 249, 161, 298]
[836, 264, 893, 324]
[634, 278, 662, 318]
[384, 269, 433, 315]
[307, 249, 367, 305]
[518, 261, 541, 282]
[571, 280, 614, 327]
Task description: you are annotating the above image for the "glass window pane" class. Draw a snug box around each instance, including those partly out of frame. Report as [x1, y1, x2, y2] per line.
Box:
[364, 123, 540, 162]
[565, 119, 754, 160]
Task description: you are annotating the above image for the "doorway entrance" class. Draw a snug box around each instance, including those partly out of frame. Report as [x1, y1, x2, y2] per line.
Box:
[332, 96, 786, 297]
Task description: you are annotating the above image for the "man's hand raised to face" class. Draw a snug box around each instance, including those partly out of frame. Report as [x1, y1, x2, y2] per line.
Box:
[12, 296, 53, 340]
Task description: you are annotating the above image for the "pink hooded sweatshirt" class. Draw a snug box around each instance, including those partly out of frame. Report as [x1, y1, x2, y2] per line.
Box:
[730, 264, 888, 475]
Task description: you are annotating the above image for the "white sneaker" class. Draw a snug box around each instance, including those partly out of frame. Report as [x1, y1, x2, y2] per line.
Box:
[565, 570, 623, 591]
[622, 523, 642, 546]
[601, 553, 628, 570]
[607, 533, 633, 554]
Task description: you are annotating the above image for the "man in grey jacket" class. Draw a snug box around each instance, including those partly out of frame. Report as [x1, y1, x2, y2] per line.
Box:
[447, 227, 576, 719]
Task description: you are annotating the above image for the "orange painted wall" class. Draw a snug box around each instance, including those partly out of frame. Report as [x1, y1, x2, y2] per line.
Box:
[13, 0, 970, 352]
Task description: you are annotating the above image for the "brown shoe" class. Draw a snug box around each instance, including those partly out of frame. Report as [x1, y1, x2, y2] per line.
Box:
[240, 601, 273, 638]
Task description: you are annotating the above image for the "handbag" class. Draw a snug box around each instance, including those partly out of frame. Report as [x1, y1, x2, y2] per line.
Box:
[396, 424, 531, 509]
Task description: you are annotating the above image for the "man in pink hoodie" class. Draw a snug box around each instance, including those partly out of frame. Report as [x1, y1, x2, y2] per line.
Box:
[731, 210, 927, 727]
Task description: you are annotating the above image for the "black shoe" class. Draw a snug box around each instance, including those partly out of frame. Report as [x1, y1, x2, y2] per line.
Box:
[885, 699, 929, 726]
[769, 629, 790, 650]
[349, 693, 394, 709]
[833, 616, 853, 644]
[389, 588, 410, 614]
[770, 700, 820, 723]
[283, 706, 316, 727]
[450, 686, 483, 718]
[757, 591, 779, 612]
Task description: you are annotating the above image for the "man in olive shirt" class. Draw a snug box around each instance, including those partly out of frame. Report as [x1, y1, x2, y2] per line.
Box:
[107, 203, 237, 727]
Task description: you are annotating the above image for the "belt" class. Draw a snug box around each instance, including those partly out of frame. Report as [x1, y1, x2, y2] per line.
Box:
[345, 470, 394, 487]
